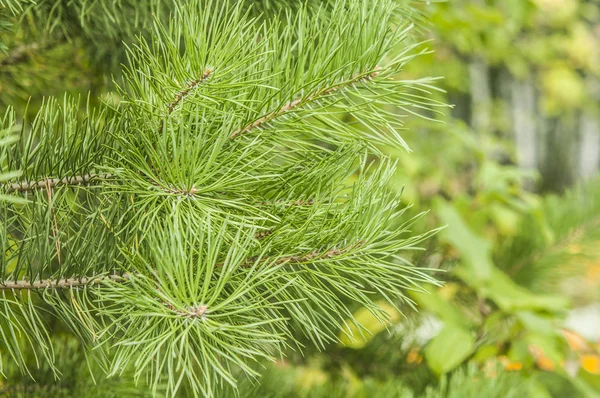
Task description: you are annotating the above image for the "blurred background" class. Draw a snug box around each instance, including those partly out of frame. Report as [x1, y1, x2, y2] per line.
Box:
[1, 0, 599, 396]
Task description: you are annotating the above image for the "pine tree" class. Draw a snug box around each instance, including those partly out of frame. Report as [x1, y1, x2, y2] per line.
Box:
[0, 0, 442, 396]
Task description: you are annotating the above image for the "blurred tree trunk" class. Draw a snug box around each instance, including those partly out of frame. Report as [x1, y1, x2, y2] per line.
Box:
[511, 78, 537, 172]
[538, 115, 577, 192]
[469, 59, 492, 136]
[578, 112, 600, 179]
[459, 68, 600, 192]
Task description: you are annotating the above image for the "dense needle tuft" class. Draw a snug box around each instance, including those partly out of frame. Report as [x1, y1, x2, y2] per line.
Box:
[0, 0, 444, 396]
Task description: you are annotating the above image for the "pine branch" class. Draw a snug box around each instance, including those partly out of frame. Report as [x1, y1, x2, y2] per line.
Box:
[163, 303, 208, 319]
[0, 1, 439, 395]
[0, 273, 129, 290]
[239, 240, 365, 267]
[3, 173, 113, 193]
[157, 68, 213, 134]
[258, 199, 315, 207]
[0, 240, 364, 290]
[229, 67, 381, 139]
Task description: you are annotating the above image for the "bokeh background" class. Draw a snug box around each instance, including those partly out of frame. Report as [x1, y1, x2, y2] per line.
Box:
[1, 0, 599, 396]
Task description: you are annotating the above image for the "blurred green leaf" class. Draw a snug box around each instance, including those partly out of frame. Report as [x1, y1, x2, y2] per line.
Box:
[425, 325, 476, 375]
[516, 311, 557, 336]
[458, 266, 569, 312]
[410, 284, 473, 329]
[435, 199, 493, 282]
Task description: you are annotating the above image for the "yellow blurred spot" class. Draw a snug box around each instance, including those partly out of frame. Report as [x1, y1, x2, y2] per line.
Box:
[497, 356, 523, 372]
[528, 345, 556, 372]
[532, 0, 579, 25]
[338, 302, 401, 349]
[561, 329, 591, 353]
[580, 355, 600, 375]
[541, 66, 585, 113]
[586, 262, 600, 280]
[505, 362, 523, 371]
[536, 356, 556, 372]
[438, 283, 460, 301]
[406, 348, 423, 364]
[505, 360, 523, 371]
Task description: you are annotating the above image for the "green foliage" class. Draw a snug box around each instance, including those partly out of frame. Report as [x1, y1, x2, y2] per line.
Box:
[228, 361, 530, 398]
[418, 0, 600, 96]
[400, 0, 600, 190]
[423, 325, 475, 376]
[497, 177, 600, 293]
[0, 0, 443, 396]
[2, 0, 599, 396]
[0, 336, 157, 397]
[0, 0, 165, 112]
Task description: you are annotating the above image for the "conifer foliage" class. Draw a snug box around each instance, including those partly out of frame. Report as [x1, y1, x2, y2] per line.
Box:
[0, 0, 440, 396]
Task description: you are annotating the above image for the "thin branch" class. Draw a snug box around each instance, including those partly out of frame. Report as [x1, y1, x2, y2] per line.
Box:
[258, 199, 315, 207]
[255, 230, 272, 240]
[157, 68, 213, 134]
[238, 240, 365, 268]
[0, 241, 366, 290]
[3, 173, 113, 193]
[0, 273, 129, 290]
[229, 67, 381, 139]
[3, 67, 376, 195]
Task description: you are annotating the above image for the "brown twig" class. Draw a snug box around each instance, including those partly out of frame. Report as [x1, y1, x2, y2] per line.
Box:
[4, 173, 113, 193]
[157, 68, 213, 134]
[238, 240, 365, 268]
[258, 199, 315, 207]
[255, 230, 273, 240]
[0, 273, 129, 290]
[229, 67, 381, 139]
